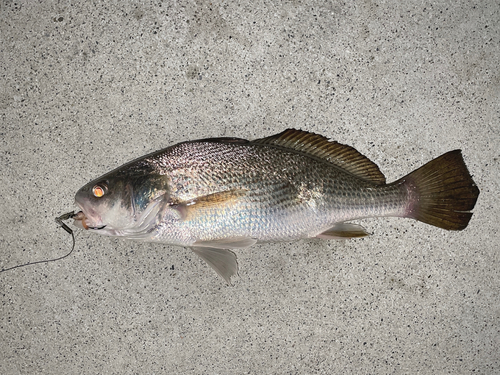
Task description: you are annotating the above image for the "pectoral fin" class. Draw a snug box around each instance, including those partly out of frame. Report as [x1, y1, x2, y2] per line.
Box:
[316, 223, 370, 239]
[194, 237, 257, 249]
[191, 247, 239, 285]
[172, 189, 247, 221]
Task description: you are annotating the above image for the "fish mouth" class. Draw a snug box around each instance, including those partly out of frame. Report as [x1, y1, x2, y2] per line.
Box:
[73, 204, 106, 231]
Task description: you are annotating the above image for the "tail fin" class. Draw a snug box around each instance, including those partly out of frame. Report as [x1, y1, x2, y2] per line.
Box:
[396, 150, 479, 230]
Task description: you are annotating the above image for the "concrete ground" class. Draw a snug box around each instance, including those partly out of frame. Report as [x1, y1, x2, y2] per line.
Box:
[1, 1, 498, 373]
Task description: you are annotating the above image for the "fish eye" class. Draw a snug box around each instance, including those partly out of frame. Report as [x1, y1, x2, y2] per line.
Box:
[92, 184, 107, 198]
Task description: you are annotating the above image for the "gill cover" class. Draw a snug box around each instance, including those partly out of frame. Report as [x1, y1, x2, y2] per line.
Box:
[75, 167, 170, 237]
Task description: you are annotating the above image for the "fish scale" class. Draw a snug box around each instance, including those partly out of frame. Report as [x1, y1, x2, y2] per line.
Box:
[146, 141, 407, 243]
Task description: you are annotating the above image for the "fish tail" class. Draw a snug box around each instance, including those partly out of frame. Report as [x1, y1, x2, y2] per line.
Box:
[395, 150, 479, 230]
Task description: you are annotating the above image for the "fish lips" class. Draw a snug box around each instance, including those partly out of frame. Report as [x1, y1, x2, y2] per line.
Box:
[73, 206, 106, 231]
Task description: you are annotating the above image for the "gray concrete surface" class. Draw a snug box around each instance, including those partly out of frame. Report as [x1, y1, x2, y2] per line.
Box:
[1, 1, 498, 373]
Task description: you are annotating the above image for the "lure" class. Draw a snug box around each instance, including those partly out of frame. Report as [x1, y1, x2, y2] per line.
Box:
[0, 212, 76, 273]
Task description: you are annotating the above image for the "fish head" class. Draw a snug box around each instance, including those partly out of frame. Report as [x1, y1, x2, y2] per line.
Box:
[74, 168, 170, 237]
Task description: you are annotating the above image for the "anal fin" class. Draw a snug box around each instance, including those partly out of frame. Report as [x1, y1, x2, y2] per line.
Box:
[316, 223, 370, 239]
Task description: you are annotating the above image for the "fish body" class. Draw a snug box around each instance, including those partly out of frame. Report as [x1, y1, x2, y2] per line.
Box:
[74, 129, 479, 282]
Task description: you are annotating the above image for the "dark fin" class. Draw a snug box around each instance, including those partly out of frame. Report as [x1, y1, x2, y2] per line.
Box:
[171, 189, 247, 221]
[191, 247, 238, 284]
[316, 223, 370, 239]
[196, 137, 249, 144]
[396, 150, 480, 230]
[252, 129, 386, 184]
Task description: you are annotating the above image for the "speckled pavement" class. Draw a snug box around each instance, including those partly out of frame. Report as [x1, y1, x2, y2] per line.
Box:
[1, 1, 498, 373]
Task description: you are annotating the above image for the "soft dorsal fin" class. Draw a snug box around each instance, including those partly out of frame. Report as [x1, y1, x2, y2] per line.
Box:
[252, 129, 386, 184]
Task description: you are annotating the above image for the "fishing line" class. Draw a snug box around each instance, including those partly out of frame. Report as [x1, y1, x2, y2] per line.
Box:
[0, 211, 76, 273]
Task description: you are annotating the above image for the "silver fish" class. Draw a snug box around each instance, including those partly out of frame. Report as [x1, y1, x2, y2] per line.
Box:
[74, 129, 479, 282]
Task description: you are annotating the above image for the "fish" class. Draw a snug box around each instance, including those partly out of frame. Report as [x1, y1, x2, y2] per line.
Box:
[73, 129, 480, 283]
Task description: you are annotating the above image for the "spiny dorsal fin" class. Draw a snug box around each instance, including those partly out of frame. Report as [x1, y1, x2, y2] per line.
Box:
[252, 129, 386, 184]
